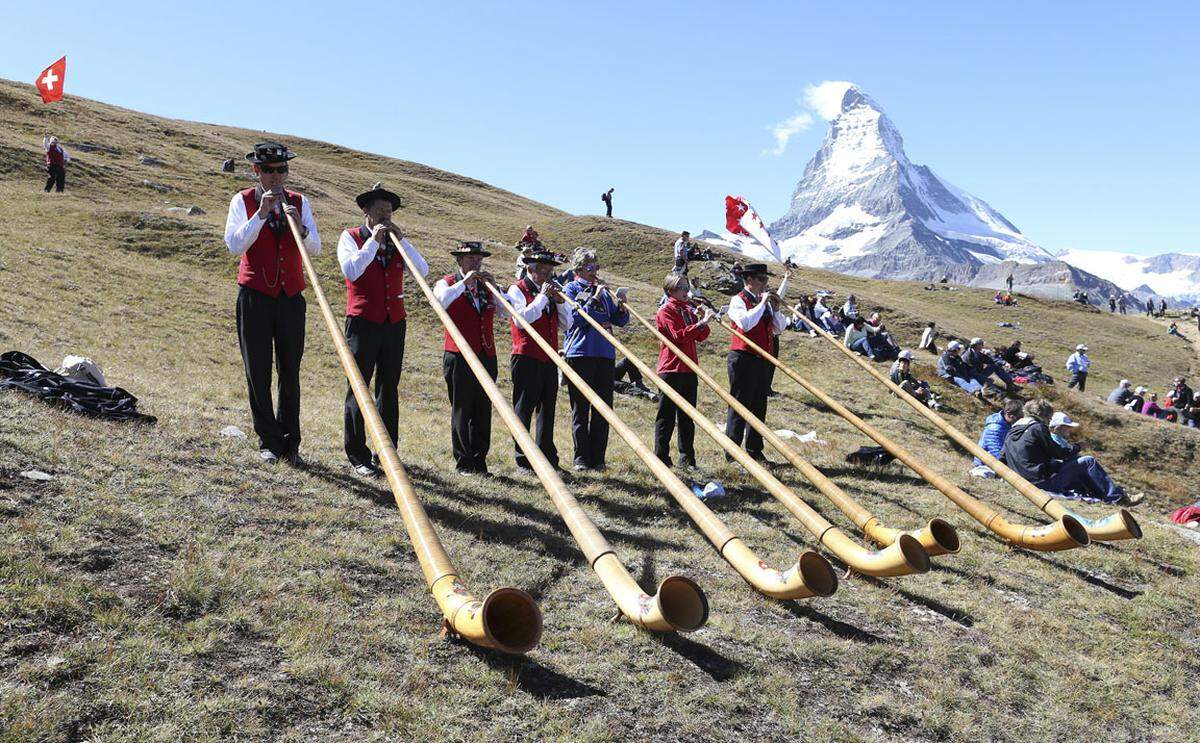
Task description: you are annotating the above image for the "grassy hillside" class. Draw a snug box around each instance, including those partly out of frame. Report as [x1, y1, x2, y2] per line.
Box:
[2, 78, 1199, 741]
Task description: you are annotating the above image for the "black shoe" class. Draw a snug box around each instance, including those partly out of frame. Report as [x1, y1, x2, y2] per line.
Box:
[766, 390, 779, 398]
[679, 457, 697, 470]
[282, 451, 305, 467]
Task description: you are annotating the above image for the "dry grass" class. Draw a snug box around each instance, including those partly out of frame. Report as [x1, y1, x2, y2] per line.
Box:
[2, 77, 1200, 742]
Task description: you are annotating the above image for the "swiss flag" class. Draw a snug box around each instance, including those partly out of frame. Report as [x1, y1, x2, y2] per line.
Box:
[35, 56, 67, 104]
[725, 195, 781, 261]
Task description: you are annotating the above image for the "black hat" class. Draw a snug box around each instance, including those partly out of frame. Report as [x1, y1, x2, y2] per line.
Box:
[356, 182, 403, 211]
[524, 249, 562, 267]
[733, 262, 775, 277]
[245, 141, 296, 164]
[450, 241, 492, 257]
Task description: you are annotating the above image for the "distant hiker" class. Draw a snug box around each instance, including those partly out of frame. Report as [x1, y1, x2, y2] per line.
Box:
[1109, 297, 1117, 313]
[564, 248, 630, 470]
[918, 322, 939, 355]
[889, 350, 932, 406]
[337, 184, 428, 477]
[518, 225, 540, 246]
[1065, 344, 1090, 391]
[601, 187, 614, 218]
[655, 274, 715, 469]
[1118, 295, 1127, 314]
[224, 142, 321, 465]
[1002, 399, 1142, 506]
[971, 398, 1023, 477]
[434, 241, 500, 475]
[507, 249, 571, 472]
[1106, 379, 1133, 407]
[1006, 273, 1014, 293]
[221, 158, 235, 173]
[42, 134, 70, 192]
[1160, 299, 1168, 317]
[726, 262, 787, 461]
[938, 341, 983, 398]
[672, 231, 693, 275]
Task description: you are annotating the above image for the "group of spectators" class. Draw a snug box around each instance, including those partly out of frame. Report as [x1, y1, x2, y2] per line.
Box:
[936, 338, 1018, 399]
[1107, 376, 1200, 427]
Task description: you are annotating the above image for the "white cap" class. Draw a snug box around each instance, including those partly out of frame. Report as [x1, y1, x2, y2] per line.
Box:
[947, 340, 963, 351]
[1120, 379, 1131, 387]
[1076, 344, 1088, 351]
[970, 337, 983, 346]
[898, 350, 913, 360]
[1050, 412, 1079, 428]
[1135, 386, 1148, 394]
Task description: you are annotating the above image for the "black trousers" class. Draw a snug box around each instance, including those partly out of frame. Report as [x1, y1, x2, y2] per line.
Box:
[1068, 371, 1088, 391]
[343, 316, 406, 468]
[655, 372, 698, 465]
[614, 356, 643, 385]
[511, 354, 559, 468]
[44, 165, 65, 192]
[604, 201, 613, 218]
[726, 350, 770, 456]
[566, 356, 615, 467]
[443, 351, 497, 472]
[236, 286, 306, 456]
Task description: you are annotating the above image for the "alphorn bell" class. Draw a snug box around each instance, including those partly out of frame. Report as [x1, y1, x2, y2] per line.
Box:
[392, 234, 708, 632]
[622, 298, 959, 558]
[278, 208, 541, 654]
[561, 289, 929, 578]
[484, 280, 837, 600]
[713, 314, 1088, 552]
[801, 311, 1139, 543]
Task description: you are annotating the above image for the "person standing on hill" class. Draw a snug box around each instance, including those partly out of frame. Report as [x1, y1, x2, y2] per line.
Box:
[1006, 273, 1014, 293]
[601, 187, 614, 218]
[654, 274, 714, 469]
[1109, 297, 1117, 313]
[672, 231, 693, 275]
[725, 262, 787, 461]
[42, 135, 70, 193]
[434, 242, 500, 475]
[506, 249, 571, 472]
[1065, 344, 1090, 391]
[224, 142, 321, 465]
[1118, 295, 1127, 315]
[336, 184, 429, 477]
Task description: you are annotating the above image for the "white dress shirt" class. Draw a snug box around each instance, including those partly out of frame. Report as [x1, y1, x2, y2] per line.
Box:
[336, 228, 429, 282]
[434, 272, 508, 316]
[506, 282, 572, 332]
[224, 188, 321, 256]
[728, 291, 787, 334]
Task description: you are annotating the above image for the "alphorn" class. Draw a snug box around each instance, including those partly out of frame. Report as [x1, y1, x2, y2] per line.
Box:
[484, 281, 837, 600]
[393, 234, 708, 632]
[279, 210, 541, 654]
[562, 290, 929, 578]
[803, 314, 1140, 542]
[712, 316, 1088, 552]
[623, 301, 958, 558]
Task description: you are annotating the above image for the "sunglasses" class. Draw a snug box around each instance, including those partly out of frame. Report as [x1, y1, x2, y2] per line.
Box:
[583, 263, 600, 271]
[259, 164, 289, 174]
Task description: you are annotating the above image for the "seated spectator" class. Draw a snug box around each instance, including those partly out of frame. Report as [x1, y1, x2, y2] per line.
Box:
[1166, 376, 1195, 426]
[1002, 399, 1142, 505]
[865, 312, 900, 361]
[1168, 321, 1183, 337]
[1125, 386, 1147, 412]
[889, 350, 933, 406]
[938, 341, 984, 397]
[1142, 392, 1165, 418]
[918, 321, 938, 354]
[789, 296, 818, 336]
[841, 294, 860, 321]
[518, 225, 540, 246]
[1002, 292, 1016, 306]
[813, 296, 843, 334]
[1107, 379, 1133, 406]
[964, 337, 1014, 390]
[994, 290, 1005, 304]
[998, 340, 1034, 370]
[844, 316, 875, 359]
[971, 398, 1023, 477]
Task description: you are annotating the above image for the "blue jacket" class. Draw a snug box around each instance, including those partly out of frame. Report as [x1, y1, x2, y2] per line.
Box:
[974, 411, 1010, 466]
[563, 279, 629, 359]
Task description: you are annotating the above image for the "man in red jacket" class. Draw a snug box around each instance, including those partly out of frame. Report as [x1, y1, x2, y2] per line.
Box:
[223, 142, 321, 465]
[654, 274, 714, 468]
[42, 135, 70, 192]
[337, 184, 429, 476]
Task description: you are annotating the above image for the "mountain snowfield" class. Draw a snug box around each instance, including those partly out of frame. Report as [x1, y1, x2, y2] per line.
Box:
[705, 85, 1196, 304]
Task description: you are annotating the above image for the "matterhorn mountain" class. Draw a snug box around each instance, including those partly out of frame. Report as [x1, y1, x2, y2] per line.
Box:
[703, 85, 1194, 307]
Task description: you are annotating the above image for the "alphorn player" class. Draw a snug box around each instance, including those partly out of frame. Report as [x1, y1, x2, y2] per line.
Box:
[336, 183, 429, 477]
[223, 142, 321, 465]
[505, 249, 572, 472]
[434, 242, 499, 476]
[724, 262, 786, 461]
[654, 274, 715, 469]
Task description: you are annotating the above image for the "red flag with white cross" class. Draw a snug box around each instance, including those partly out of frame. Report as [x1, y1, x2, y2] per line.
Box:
[35, 56, 67, 104]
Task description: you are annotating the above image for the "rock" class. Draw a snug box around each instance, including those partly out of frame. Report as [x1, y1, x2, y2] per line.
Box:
[187, 205, 205, 216]
[138, 154, 167, 166]
[19, 470, 55, 481]
[65, 141, 120, 155]
[221, 158, 235, 173]
[142, 180, 172, 193]
[165, 205, 206, 217]
[219, 426, 247, 439]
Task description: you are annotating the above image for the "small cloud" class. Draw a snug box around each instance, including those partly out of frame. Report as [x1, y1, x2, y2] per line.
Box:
[765, 112, 813, 156]
[803, 80, 855, 120]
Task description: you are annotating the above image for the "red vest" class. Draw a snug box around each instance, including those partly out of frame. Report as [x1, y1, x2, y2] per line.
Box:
[509, 279, 559, 362]
[45, 145, 65, 167]
[728, 290, 775, 356]
[236, 188, 306, 297]
[443, 274, 496, 357]
[343, 227, 406, 324]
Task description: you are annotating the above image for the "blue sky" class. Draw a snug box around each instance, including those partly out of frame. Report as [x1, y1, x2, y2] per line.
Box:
[3, 1, 1196, 254]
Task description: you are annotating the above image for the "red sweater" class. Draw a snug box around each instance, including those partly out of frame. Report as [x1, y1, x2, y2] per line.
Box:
[655, 298, 710, 374]
[45, 145, 65, 167]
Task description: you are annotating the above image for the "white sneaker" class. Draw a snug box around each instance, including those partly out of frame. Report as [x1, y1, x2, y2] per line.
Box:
[259, 450, 279, 464]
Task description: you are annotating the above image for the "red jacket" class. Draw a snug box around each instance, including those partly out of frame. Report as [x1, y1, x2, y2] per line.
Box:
[45, 145, 65, 167]
[656, 298, 710, 374]
[236, 188, 306, 298]
[509, 278, 559, 362]
[343, 227, 406, 324]
[443, 274, 496, 357]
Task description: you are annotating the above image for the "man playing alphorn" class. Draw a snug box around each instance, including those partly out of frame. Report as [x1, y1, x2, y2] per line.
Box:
[724, 262, 786, 461]
[223, 142, 321, 465]
[506, 249, 572, 472]
[337, 183, 429, 477]
[434, 242, 499, 475]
